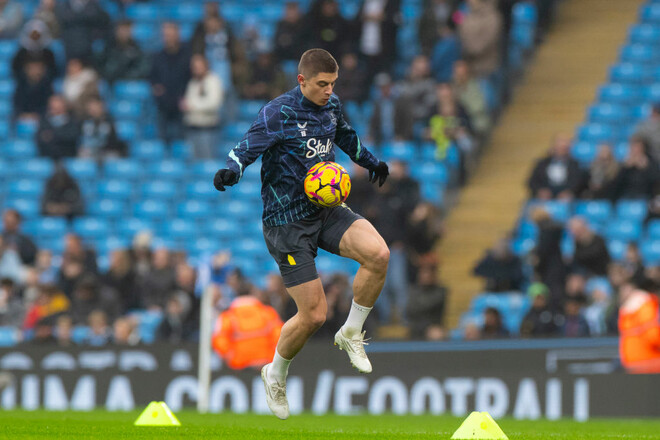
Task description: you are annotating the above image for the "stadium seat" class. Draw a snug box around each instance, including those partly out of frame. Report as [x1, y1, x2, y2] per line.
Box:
[410, 162, 449, 184]
[15, 119, 39, 139]
[177, 200, 212, 220]
[168, 3, 204, 22]
[222, 122, 252, 140]
[605, 219, 642, 242]
[510, 237, 535, 256]
[116, 218, 155, 238]
[607, 239, 628, 261]
[647, 219, 660, 239]
[238, 100, 266, 121]
[598, 84, 642, 104]
[4, 199, 39, 218]
[0, 41, 17, 59]
[629, 24, 660, 44]
[574, 200, 613, 225]
[525, 200, 571, 223]
[641, 240, 660, 265]
[0, 100, 10, 117]
[640, 4, 660, 23]
[233, 181, 262, 202]
[148, 160, 187, 181]
[1, 140, 36, 159]
[163, 218, 197, 240]
[88, 199, 127, 219]
[0, 327, 19, 347]
[73, 218, 110, 239]
[571, 141, 598, 166]
[113, 81, 151, 101]
[381, 142, 417, 163]
[115, 120, 140, 141]
[140, 181, 177, 200]
[8, 179, 44, 198]
[512, 2, 538, 25]
[64, 159, 98, 182]
[71, 326, 90, 344]
[125, 3, 162, 21]
[185, 181, 220, 201]
[206, 218, 239, 240]
[23, 217, 68, 239]
[187, 237, 221, 257]
[576, 123, 614, 143]
[517, 219, 539, 240]
[110, 100, 143, 119]
[103, 159, 142, 180]
[587, 104, 631, 125]
[131, 140, 166, 161]
[12, 158, 54, 180]
[620, 44, 658, 65]
[190, 161, 225, 180]
[609, 63, 650, 84]
[133, 200, 170, 220]
[616, 199, 647, 222]
[0, 79, 14, 99]
[171, 140, 192, 160]
[646, 83, 660, 102]
[97, 180, 133, 200]
[94, 236, 130, 255]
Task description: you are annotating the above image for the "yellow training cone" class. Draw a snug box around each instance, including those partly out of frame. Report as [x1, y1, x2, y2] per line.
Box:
[450, 411, 508, 439]
[134, 401, 181, 427]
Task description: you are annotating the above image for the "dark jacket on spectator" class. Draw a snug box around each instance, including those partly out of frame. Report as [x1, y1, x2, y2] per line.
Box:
[150, 45, 191, 118]
[103, 269, 138, 313]
[528, 156, 583, 198]
[79, 114, 126, 158]
[41, 166, 84, 220]
[140, 268, 177, 309]
[573, 234, 610, 276]
[99, 36, 150, 83]
[613, 162, 660, 200]
[355, 0, 401, 70]
[559, 313, 590, 337]
[533, 219, 566, 301]
[373, 177, 420, 245]
[520, 306, 558, 337]
[37, 113, 80, 160]
[12, 20, 57, 79]
[13, 72, 53, 118]
[473, 251, 524, 292]
[406, 284, 447, 339]
[56, 0, 110, 61]
[274, 14, 308, 61]
[1, 232, 37, 266]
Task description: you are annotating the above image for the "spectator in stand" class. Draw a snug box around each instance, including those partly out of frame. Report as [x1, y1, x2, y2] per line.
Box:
[473, 239, 524, 292]
[452, 59, 490, 137]
[85, 309, 111, 346]
[335, 52, 369, 103]
[481, 307, 509, 339]
[368, 73, 409, 145]
[37, 95, 80, 160]
[112, 316, 140, 345]
[406, 263, 447, 339]
[397, 55, 438, 138]
[157, 294, 195, 343]
[41, 163, 84, 221]
[13, 60, 53, 122]
[314, 273, 354, 339]
[584, 280, 613, 336]
[406, 202, 444, 280]
[430, 25, 461, 83]
[23, 284, 70, 331]
[69, 275, 119, 325]
[347, 164, 379, 224]
[181, 55, 223, 159]
[583, 144, 619, 200]
[274, 2, 307, 62]
[356, 0, 401, 79]
[429, 83, 475, 162]
[633, 103, 660, 162]
[307, 0, 351, 60]
[191, 15, 237, 92]
[12, 19, 56, 80]
[98, 20, 150, 83]
[56, 0, 110, 61]
[528, 134, 583, 200]
[0, 278, 24, 327]
[151, 22, 190, 146]
[2, 209, 37, 266]
[530, 207, 565, 303]
[140, 248, 177, 311]
[78, 97, 127, 160]
[0, 238, 26, 286]
[57, 233, 97, 296]
[645, 194, 660, 225]
[62, 58, 100, 118]
[54, 315, 74, 346]
[621, 242, 645, 284]
[103, 249, 138, 313]
[34, 0, 59, 38]
[558, 298, 590, 337]
[242, 51, 287, 101]
[130, 231, 153, 280]
[457, 0, 502, 79]
[567, 216, 610, 277]
[0, 0, 23, 39]
[613, 137, 660, 200]
[520, 282, 558, 337]
[564, 272, 588, 305]
[419, 0, 454, 55]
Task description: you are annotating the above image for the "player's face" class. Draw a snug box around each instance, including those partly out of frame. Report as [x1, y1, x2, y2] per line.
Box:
[299, 71, 338, 106]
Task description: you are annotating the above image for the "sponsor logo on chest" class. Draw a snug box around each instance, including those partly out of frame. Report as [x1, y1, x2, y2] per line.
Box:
[305, 138, 333, 159]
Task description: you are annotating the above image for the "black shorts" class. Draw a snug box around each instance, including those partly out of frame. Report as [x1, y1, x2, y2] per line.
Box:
[263, 204, 363, 288]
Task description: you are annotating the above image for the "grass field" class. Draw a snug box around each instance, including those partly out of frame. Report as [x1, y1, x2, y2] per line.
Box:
[1, 410, 660, 439]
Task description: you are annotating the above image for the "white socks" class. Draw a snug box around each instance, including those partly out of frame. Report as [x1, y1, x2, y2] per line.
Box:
[268, 350, 291, 383]
[341, 300, 373, 338]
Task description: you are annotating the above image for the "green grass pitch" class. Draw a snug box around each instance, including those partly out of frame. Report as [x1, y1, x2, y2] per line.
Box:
[1, 410, 660, 439]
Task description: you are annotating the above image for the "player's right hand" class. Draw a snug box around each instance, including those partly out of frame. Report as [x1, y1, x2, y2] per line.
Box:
[213, 169, 237, 191]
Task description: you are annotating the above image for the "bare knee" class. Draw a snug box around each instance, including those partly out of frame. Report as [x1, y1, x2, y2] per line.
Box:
[364, 244, 389, 273]
[300, 309, 326, 333]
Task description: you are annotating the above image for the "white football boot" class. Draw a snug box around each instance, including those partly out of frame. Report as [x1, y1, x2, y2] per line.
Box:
[334, 329, 372, 373]
[261, 364, 289, 420]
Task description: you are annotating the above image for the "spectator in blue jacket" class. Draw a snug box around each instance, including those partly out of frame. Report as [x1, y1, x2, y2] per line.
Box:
[430, 25, 461, 83]
[56, 0, 110, 61]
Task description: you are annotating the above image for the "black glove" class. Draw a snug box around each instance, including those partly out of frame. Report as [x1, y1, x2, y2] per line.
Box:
[368, 161, 389, 187]
[213, 169, 237, 191]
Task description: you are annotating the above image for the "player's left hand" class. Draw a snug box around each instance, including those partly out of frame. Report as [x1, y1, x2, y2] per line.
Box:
[368, 161, 389, 187]
[213, 169, 237, 191]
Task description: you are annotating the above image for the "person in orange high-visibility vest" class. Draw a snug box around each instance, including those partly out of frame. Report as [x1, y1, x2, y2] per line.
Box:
[618, 282, 660, 374]
[212, 292, 283, 370]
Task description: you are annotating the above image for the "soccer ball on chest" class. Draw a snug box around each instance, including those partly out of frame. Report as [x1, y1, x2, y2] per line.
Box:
[304, 161, 351, 208]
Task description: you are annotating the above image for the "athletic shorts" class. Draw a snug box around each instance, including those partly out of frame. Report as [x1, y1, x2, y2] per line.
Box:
[262, 204, 363, 288]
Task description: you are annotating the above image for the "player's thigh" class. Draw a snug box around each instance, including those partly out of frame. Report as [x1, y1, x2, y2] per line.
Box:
[338, 218, 389, 267]
[286, 278, 327, 320]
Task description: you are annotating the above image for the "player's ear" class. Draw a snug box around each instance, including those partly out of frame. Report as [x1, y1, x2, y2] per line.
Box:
[297, 74, 305, 86]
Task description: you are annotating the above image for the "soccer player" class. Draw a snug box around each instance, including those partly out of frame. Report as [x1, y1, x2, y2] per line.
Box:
[213, 49, 390, 419]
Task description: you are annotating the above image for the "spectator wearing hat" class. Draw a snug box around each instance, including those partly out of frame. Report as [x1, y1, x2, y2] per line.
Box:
[12, 19, 57, 80]
[633, 103, 660, 163]
[520, 282, 559, 337]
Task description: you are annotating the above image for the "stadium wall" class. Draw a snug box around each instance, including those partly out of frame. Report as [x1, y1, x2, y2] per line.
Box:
[1, 339, 658, 420]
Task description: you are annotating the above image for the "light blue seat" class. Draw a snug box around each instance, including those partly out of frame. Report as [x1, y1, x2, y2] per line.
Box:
[8, 179, 43, 198]
[94, 236, 130, 255]
[97, 180, 133, 200]
[576, 123, 614, 143]
[242, 161, 262, 182]
[598, 84, 642, 104]
[609, 63, 650, 84]
[647, 219, 660, 239]
[222, 122, 252, 140]
[233, 181, 262, 201]
[587, 104, 631, 124]
[574, 200, 613, 225]
[171, 140, 191, 160]
[88, 199, 127, 219]
[169, 3, 204, 22]
[125, 3, 162, 21]
[420, 182, 445, 206]
[163, 218, 197, 240]
[15, 119, 39, 139]
[114, 81, 151, 101]
[103, 159, 142, 180]
[206, 218, 239, 240]
[646, 84, 660, 102]
[640, 4, 660, 23]
[115, 120, 140, 141]
[133, 200, 170, 219]
[629, 24, 660, 44]
[0, 80, 14, 99]
[37, 237, 65, 254]
[0, 327, 19, 347]
[641, 240, 660, 265]
[71, 326, 90, 344]
[140, 181, 177, 200]
[517, 219, 538, 240]
[616, 199, 647, 222]
[571, 141, 598, 166]
[13, 158, 54, 180]
[110, 100, 143, 119]
[5, 199, 39, 218]
[187, 237, 221, 257]
[411, 162, 449, 184]
[73, 217, 110, 239]
[510, 25, 534, 51]
[148, 160, 187, 180]
[2, 140, 36, 159]
[0, 41, 17, 59]
[131, 140, 166, 161]
[221, 200, 255, 221]
[131, 23, 159, 49]
[238, 100, 266, 121]
[512, 2, 537, 25]
[0, 100, 11, 117]
[191, 161, 225, 180]
[177, 200, 212, 220]
[24, 217, 68, 238]
[526, 200, 571, 222]
[620, 44, 657, 65]
[0, 120, 8, 139]
[605, 219, 642, 242]
[607, 239, 628, 261]
[117, 218, 154, 238]
[64, 159, 98, 182]
[185, 181, 219, 201]
[510, 237, 535, 256]
[382, 142, 417, 163]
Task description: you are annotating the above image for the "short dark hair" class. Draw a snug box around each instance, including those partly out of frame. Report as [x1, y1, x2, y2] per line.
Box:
[298, 48, 338, 79]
